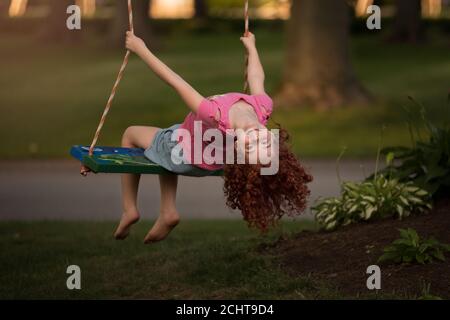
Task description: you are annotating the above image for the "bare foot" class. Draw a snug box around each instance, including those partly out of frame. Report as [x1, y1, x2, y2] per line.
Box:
[144, 212, 180, 244]
[114, 209, 140, 240]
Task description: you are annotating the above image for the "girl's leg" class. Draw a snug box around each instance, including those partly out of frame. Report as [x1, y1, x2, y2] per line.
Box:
[114, 126, 160, 240]
[144, 174, 180, 243]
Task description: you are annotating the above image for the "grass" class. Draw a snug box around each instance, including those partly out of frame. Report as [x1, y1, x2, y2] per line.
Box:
[0, 30, 449, 158]
[0, 219, 344, 300]
[0, 219, 438, 300]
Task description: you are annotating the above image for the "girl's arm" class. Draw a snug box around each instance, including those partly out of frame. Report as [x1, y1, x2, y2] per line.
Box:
[240, 32, 266, 95]
[126, 32, 204, 112]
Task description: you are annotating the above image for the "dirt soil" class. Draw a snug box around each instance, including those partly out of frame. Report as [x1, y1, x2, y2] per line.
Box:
[271, 199, 450, 299]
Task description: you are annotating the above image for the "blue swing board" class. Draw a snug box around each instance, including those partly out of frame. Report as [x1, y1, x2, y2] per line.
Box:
[70, 145, 223, 176]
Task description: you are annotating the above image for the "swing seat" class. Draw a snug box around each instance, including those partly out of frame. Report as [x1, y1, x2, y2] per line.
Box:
[70, 145, 223, 176]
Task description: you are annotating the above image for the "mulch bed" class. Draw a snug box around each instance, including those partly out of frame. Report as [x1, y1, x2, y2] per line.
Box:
[270, 198, 450, 299]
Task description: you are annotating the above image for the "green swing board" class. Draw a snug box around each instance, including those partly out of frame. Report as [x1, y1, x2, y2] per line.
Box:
[70, 145, 223, 176]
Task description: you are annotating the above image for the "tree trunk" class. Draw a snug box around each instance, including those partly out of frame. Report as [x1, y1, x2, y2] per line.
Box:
[42, 0, 81, 43]
[0, 2, 7, 28]
[388, 0, 423, 43]
[194, 0, 208, 19]
[111, 0, 155, 49]
[275, 0, 372, 109]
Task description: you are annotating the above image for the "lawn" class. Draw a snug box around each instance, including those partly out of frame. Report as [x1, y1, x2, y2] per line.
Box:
[2, 217, 444, 299]
[1, 30, 449, 158]
[0, 219, 340, 300]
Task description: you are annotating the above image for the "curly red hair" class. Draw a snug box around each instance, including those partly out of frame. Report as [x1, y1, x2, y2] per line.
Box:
[223, 127, 313, 232]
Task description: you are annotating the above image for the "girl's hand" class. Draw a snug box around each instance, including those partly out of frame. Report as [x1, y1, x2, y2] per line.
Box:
[240, 32, 256, 51]
[125, 31, 147, 54]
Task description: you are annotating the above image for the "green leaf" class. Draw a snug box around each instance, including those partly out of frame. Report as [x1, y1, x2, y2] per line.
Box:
[416, 254, 425, 264]
[386, 152, 395, 166]
[431, 249, 446, 262]
[419, 243, 431, 253]
[393, 239, 413, 246]
[399, 228, 410, 239]
[406, 228, 420, 244]
[378, 251, 398, 263]
[396, 205, 404, 218]
[403, 255, 413, 263]
[399, 196, 409, 206]
[415, 189, 428, 197]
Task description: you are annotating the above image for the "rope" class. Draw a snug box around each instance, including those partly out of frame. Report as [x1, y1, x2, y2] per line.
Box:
[81, 0, 134, 176]
[243, 0, 250, 93]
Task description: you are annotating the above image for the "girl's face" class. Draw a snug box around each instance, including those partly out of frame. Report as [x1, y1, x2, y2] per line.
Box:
[235, 127, 273, 164]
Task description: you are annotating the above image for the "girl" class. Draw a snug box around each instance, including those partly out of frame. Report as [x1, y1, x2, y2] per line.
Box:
[114, 31, 312, 243]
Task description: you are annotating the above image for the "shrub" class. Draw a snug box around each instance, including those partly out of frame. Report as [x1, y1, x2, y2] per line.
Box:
[376, 97, 450, 199]
[378, 228, 450, 265]
[312, 175, 432, 231]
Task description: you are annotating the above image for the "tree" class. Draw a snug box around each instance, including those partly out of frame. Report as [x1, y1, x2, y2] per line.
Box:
[111, 0, 155, 48]
[276, 0, 372, 109]
[388, 0, 423, 43]
[194, 0, 209, 19]
[42, 0, 81, 43]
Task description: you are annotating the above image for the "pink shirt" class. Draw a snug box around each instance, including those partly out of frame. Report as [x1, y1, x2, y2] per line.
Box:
[179, 92, 274, 171]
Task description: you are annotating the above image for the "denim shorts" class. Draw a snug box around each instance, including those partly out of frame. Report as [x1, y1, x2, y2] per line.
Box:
[144, 124, 215, 177]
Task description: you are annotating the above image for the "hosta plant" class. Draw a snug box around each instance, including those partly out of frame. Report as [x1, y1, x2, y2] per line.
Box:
[312, 175, 432, 231]
[378, 228, 450, 265]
